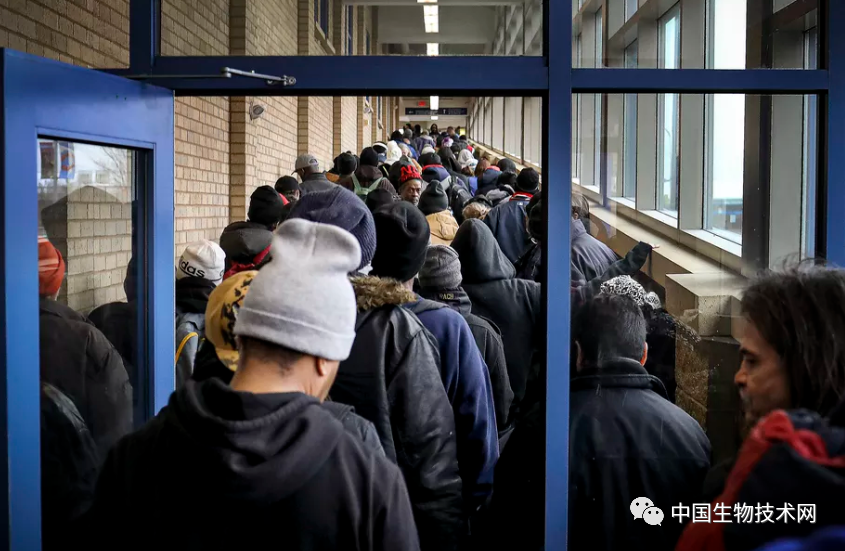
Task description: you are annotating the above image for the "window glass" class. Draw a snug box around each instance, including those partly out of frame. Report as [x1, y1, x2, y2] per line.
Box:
[573, 93, 818, 269]
[622, 42, 638, 199]
[347, 6, 354, 55]
[573, 0, 818, 68]
[657, 6, 681, 217]
[802, 27, 819, 258]
[37, 140, 139, 542]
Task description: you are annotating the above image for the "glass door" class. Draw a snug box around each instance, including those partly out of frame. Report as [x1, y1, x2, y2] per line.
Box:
[1, 49, 174, 550]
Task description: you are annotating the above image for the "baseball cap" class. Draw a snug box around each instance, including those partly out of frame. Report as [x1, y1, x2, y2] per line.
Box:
[294, 153, 320, 172]
[177, 239, 226, 284]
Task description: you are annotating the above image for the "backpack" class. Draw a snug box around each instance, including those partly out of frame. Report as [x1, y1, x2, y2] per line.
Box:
[175, 312, 206, 388]
[352, 173, 384, 200]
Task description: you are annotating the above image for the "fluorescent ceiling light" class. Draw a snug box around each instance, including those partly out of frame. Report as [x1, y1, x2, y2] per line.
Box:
[418, 0, 437, 3]
[424, 5, 439, 33]
[431, 116, 439, 121]
[430, 96, 440, 110]
[427, 43, 439, 56]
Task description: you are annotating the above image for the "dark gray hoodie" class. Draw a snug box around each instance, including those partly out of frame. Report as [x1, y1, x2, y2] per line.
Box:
[87, 378, 419, 550]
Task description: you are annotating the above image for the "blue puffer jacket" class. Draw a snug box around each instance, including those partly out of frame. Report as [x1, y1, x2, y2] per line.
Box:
[406, 297, 499, 510]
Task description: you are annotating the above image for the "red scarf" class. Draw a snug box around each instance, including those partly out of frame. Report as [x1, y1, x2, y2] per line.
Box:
[223, 244, 271, 280]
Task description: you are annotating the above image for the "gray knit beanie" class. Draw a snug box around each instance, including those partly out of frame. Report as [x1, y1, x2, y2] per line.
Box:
[419, 245, 462, 290]
[235, 219, 360, 361]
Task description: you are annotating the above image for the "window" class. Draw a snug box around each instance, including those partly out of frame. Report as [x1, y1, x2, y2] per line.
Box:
[366, 31, 371, 56]
[622, 42, 638, 199]
[593, 9, 603, 190]
[625, 0, 638, 21]
[802, 27, 819, 257]
[657, 5, 681, 217]
[316, 0, 330, 36]
[346, 6, 354, 55]
[705, 0, 746, 241]
[574, 35, 583, 178]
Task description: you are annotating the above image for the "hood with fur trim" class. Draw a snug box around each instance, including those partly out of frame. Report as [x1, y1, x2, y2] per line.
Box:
[350, 275, 416, 311]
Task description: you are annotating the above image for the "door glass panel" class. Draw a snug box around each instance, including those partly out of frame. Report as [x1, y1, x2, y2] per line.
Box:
[574, 0, 819, 68]
[37, 139, 139, 543]
[160, 0, 543, 56]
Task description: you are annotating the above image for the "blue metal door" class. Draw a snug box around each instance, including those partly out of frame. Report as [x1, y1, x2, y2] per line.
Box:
[0, 48, 174, 550]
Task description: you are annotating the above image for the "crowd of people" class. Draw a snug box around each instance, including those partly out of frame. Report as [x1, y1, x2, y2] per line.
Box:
[36, 124, 845, 550]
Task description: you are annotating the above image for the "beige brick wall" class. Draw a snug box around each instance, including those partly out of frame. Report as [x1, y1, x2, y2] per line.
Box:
[0, 0, 129, 67]
[4, 0, 398, 312]
[162, 0, 230, 257]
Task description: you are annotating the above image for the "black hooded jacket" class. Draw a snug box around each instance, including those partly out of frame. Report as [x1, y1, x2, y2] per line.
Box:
[418, 286, 515, 432]
[329, 276, 464, 551]
[488, 359, 711, 551]
[300, 172, 336, 194]
[219, 221, 273, 272]
[570, 217, 618, 284]
[483, 195, 533, 265]
[451, 220, 541, 416]
[87, 379, 418, 550]
[39, 299, 132, 460]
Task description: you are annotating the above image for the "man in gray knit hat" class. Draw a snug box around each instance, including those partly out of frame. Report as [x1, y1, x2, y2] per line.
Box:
[419, 245, 514, 432]
[88, 219, 419, 551]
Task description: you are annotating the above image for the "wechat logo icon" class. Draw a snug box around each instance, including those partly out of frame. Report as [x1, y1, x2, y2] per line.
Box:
[631, 497, 664, 526]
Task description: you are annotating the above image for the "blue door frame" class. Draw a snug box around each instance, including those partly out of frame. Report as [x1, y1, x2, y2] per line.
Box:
[0, 49, 174, 550]
[2, 0, 844, 548]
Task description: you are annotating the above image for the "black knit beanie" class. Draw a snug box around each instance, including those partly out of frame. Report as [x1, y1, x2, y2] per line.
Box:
[418, 181, 449, 215]
[498, 158, 518, 174]
[517, 168, 541, 194]
[366, 188, 395, 213]
[337, 152, 357, 175]
[371, 202, 430, 282]
[248, 185, 284, 228]
[360, 147, 380, 167]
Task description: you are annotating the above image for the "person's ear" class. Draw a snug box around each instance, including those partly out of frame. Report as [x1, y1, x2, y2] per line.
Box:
[575, 341, 584, 372]
[315, 357, 329, 377]
[640, 342, 648, 366]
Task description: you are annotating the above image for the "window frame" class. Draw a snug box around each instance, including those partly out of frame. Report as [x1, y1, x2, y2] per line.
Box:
[621, 41, 638, 200]
[656, 3, 681, 219]
[346, 5, 354, 56]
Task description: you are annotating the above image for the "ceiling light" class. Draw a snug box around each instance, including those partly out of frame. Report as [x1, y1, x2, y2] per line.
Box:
[417, 0, 437, 3]
[430, 96, 440, 111]
[427, 43, 439, 56]
[424, 5, 439, 33]
[431, 116, 439, 121]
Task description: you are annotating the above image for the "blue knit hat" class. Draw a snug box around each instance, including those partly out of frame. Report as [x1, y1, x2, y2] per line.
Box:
[288, 186, 376, 270]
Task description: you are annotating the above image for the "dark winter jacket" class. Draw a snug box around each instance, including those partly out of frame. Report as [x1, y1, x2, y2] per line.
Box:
[300, 171, 336, 194]
[678, 408, 845, 551]
[189, 343, 386, 458]
[490, 359, 710, 551]
[419, 287, 514, 432]
[338, 165, 397, 196]
[87, 379, 419, 551]
[39, 299, 132, 460]
[405, 298, 499, 509]
[174, 277, 216, 388]
[422, 165, 453, 189]
[41, 382, 99, 551]
[484, 194, 533, 265]
[476, 168, 502, 196]
[452, 220, 541, 415]
[88, 301, 137, 382]
[570, 217, 618, 284]
[569, 359, 711, 551]
[514, 241, 542, 283]
[329, 276, 464, 551]
[219, 221, 273, 273]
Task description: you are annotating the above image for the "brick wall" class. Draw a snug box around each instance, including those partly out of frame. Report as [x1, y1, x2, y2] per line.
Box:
[0, 0, 129, 68]
[3, 0, 398, 311]
[161, 0, 230, 258]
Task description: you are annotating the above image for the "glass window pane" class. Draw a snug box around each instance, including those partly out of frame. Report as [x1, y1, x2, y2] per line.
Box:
[38, 140, 138, 541]
[160, 0, 543, 57]
[573, 92, 818, 264]
[575, 0, 819, 68]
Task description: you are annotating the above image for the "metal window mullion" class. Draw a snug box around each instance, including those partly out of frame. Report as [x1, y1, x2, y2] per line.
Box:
[824, 0, 845, 265]
[545, 0, 572, 548]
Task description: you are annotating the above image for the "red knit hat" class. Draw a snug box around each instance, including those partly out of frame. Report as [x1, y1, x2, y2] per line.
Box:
[38, 237, 65, 296]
